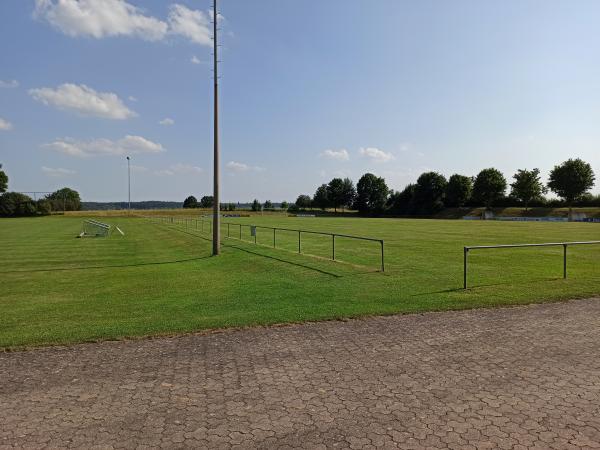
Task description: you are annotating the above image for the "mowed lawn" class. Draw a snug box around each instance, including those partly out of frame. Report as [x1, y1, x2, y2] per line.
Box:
[1, 215, 599, 348]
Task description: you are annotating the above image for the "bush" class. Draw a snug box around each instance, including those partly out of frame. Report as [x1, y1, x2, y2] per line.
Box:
[200, 196, 214, 208]
[0, 192, 37, 216]
[183, 195, 198, 208]
[295, 195, 311, 209]
[36, 199, 52, 215]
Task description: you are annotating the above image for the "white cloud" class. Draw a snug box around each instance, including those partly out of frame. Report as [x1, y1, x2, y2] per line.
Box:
[44, 135, 165, 158]
[41, 166, 76, 177]
[128, 95, 138, 102]
[33, 1, 218, 46]
[30, 83, 137, 120]
[320, 149, 349, 161]
[359, 147, 394, 162]
[154, 169, 175, 176]
[159, 117, 175, 126]
[0, 118, 13, 131]
[171, 163, 202, 174]
[226, 161, 249, 172]
[168, 4, 211, 46]
[33, 0, 168, 41]
[226, 161, 265, 173]
[190, 55, 202, 64]
[0, 79, 19, 89]
[154, 164, 202, 176]
[129, 164, 148, 173]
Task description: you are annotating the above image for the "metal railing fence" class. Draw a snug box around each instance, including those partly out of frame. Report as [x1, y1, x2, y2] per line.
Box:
[145, 216, 385, 272]
[463, 241, 600, 289]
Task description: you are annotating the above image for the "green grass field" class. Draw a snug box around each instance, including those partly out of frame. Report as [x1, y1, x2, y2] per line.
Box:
[1, 215, 599, 349]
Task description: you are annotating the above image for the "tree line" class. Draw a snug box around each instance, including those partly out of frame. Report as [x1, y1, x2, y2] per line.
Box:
[0, 164, 81, 216]
[183, 195, 290, 212]
[291, 158, 596, 215]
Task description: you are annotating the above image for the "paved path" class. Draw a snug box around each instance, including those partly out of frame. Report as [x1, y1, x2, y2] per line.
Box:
[2, 299, 600, 449]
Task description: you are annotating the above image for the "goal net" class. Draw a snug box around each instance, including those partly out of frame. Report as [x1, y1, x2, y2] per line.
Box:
[80, 219, 110, 238]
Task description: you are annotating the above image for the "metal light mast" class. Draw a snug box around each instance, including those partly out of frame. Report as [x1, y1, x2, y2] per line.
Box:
[212, 0, 220, 256]
[126, 156, 131, 212]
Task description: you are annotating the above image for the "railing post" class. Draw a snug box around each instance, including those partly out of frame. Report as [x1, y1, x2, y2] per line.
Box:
[298, 231, 301, 253]
[563, 244, 567, 279]
[381, 240, 385, 272]
[255, 228, 257, 244]
[239, 224, 242, 239]
[228, 223, 230, 237]
[273, 228, 276, 248]
[332, 234, 335, 260]
[464, 247, 469, 289]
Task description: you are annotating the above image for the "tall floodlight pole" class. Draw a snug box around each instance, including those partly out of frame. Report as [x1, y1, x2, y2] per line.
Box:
[127, 156, 131, 212]
[212, 0, 221, 255]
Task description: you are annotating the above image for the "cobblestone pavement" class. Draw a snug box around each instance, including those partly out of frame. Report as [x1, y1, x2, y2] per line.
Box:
[2, 299, 600, 449]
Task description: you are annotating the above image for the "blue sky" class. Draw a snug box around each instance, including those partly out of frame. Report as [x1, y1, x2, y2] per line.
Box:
[1, 0, 599, 202]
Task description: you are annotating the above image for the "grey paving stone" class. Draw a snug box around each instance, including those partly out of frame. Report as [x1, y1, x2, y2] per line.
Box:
[2, 298, 600, 449]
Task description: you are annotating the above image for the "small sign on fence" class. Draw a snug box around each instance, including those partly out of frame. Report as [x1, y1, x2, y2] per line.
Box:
[250, 226, 257, 237]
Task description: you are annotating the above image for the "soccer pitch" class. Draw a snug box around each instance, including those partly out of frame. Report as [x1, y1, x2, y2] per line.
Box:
[1, 215, 599, 348]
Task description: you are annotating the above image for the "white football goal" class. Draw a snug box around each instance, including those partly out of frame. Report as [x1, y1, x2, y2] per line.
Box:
[80, 219, 111, 238]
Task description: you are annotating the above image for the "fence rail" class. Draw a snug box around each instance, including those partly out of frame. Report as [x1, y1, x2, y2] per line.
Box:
[145, 216, 385, 272]
[463, 240, 600, 289]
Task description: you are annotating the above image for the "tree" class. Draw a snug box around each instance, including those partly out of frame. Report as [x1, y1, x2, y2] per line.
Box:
[199, 196, 214, 208]
[183, 195, 198, 208]
[0, 164, 7, 193]
[387, 184, 416, 215]
[414, 172, 447, 213]
[510, 168, 546, 211]
[356, 173, 389, 214]
[295, 195, 311, 209]
[313, 184, 330, 210]
[263, 200, 273, 209]
[36, 199, 52, 215]
[340, 178, 357, 211]
[0, 192, 36, 216]
[472, 168, 507, 209]
[46, 187, 81, 211]
[445, 174, 472, 207]
[548, 159, 595, 218]
[326, 178, 345, 212]
[280, 201, 289, 210]
[251, 199, 261, 211]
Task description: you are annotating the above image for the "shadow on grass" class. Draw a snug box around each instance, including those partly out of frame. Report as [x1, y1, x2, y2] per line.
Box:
[1, 256, 212, 274]
[224, 242, 343, 278]
[412, 276, 565, 295]
[153, 222, 353, 278]
[465, 276, 563, 290]
[411, 287, 465, 296]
